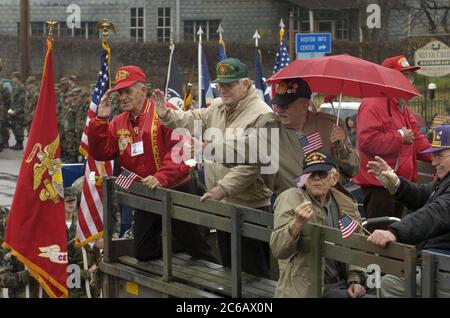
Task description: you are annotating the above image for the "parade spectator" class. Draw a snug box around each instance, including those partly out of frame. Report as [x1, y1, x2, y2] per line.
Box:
[345, 115, 357, 147]
[271, 151, 366, 298]
[89, 65, 215, 263]
[154, 57, 275, 278]
[353, 55, 432, 230]
[367, 125, 450, 297]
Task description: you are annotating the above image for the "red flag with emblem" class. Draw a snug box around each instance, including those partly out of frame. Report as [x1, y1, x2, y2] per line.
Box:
[2, 36, 68, 298]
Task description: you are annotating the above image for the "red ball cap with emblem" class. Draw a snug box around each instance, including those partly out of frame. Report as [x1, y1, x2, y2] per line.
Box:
[382, 55, 421, 72]
[111, 65, 147, 92]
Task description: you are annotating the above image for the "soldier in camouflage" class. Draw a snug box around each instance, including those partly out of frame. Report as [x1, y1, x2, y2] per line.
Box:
[0, 206, 36, 298]
[62, 88, 81, 163]
[9, 71, 26, 150]
[24, 75, 39, 134]
[64, 187, 100, 298]
[0, 59, 12, 150]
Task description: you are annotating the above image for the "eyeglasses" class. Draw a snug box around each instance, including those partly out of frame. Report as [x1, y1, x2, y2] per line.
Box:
[433, 152, 450, 161]
[310, 170, 332, 179]
[217, 81, 240, 90]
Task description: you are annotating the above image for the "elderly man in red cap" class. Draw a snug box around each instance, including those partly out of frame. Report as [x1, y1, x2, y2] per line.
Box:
[353, 55, 432, 230]
[88, 65, 216, 263]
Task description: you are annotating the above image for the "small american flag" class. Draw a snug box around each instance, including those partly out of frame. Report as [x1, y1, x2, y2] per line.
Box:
[115, 169, 140, 190]
[299, 132, 324, 155]
[295, 173, 311, 189]
[338, 215, 359, 239]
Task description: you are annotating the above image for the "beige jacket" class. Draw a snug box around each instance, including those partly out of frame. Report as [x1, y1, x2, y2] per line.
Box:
[270, 186, 364, 298]
[159, 86, 275, 208]
[274, 111, 359, 195]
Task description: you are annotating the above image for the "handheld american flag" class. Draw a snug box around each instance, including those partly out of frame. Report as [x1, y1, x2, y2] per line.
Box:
[295, 173, 311, 189]
[76, 42, 114, 247]
[298, 132, 324, 155]
[115, 169, 140, 190]
[338, 215, 359, 239]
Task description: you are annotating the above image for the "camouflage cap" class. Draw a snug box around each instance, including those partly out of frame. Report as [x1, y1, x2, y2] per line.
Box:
[69, 75, 77, 81]
[60, 77, 69, 84]
[64, 187, 78, 200]
[25, 75, 36, 85]
[71, 176, 84, 194]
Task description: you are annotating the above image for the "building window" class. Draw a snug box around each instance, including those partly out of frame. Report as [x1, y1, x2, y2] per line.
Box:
[74, 22, 99, 39]
[157, 7, 171, 42]
[30, 22, 46, 36]
[183, 20, 221, 41]
[130, 7, 145, 42]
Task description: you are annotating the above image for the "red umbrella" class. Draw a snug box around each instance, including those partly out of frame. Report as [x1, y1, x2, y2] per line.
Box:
[267, 54, 421, 101]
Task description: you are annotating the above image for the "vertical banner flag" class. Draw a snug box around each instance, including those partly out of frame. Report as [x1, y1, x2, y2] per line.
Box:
[2, 37, 68, 298]
[77, 42, 114, 247]
[200, 46, 214, 108]
[166, 54, 185, 110]
[254, 48, 272, 106]
[219, 38, 227, 61]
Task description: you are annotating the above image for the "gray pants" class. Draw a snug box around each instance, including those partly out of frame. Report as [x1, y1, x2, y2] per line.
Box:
[380, 267, 422, 298]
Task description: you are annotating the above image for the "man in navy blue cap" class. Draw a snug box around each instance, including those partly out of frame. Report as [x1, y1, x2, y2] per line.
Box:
[367, 124, 450, 297]
[271, 151, 366, 298]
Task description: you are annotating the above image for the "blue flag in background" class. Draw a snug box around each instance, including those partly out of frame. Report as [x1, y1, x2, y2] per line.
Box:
[200, 47, 215, 107]
[254, 48, 271, 106]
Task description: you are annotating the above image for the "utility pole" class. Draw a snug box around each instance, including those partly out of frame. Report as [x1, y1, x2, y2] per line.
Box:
[20, 0, 30, 80]
[288, 10, 295, 61]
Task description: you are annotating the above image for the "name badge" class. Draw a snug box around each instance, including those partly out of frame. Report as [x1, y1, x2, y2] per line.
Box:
[131, 141, 144, 157]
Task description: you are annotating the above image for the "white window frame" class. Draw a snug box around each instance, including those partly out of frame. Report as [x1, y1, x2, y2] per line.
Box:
[130, 7, 145, 42]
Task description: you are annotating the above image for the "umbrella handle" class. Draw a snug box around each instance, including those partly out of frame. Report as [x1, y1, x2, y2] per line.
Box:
[336, 92, 343, 126]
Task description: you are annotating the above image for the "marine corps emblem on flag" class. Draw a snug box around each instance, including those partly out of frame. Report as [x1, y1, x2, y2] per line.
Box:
[38, 244, 67, 264]
[25, 136, 63, 203]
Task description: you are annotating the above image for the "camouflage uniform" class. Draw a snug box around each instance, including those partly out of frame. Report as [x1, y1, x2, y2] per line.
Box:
[24, 76, 39, 134]
[0, 206, 36, 298]
[10, 72, 26, 150]
[0, 62, 12, 149]
[64, 187, 100, 298]
[62, 88, 81, 162]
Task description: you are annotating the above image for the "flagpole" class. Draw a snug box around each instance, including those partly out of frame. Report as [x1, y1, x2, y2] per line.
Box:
[197, 26, 204, 109]
[342, 210, 372, 235]
[165, 27, 175, 103]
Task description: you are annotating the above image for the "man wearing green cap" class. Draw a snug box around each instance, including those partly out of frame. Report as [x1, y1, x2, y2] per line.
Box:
[154, 57, 275, 278]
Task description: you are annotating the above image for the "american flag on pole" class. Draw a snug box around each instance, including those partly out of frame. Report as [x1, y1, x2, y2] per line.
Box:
[76, 42, 114, 247]
[115, 169, 140, 190]
[273, 38, 291, 73]
[338, 215, 359, 239]
[299, 132, 324, 155]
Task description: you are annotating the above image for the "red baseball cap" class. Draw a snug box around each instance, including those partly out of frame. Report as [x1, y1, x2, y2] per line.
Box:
[382, 55, 421, 72]
[111, 65, 147, 92]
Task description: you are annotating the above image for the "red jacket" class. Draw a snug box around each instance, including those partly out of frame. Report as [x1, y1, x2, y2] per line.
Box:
[353, 97, 432, 187]
[89, 99, 191, 188]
